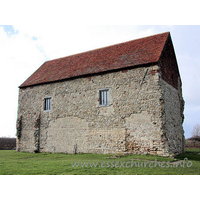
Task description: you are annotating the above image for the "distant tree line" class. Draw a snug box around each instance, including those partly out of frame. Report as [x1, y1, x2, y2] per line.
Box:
[191, 124, 200, 137]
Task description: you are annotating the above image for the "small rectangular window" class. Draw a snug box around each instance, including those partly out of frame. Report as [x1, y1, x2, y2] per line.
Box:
[44, 98, 51, 111]
[99, 89, 109, 106]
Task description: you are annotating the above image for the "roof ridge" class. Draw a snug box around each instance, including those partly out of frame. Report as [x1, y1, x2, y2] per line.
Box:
[20, 32, 170, 88]
[46, 32, 170, 63]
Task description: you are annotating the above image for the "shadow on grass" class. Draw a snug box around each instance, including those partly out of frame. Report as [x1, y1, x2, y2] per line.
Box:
[175, 148, 200, 162]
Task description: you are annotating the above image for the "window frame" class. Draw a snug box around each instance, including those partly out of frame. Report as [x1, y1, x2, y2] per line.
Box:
[99, 89, 109, 107]
[44, 97, 52, 111]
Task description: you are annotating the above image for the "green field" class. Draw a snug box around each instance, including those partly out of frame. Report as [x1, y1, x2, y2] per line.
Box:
[0, 149, 199, 175]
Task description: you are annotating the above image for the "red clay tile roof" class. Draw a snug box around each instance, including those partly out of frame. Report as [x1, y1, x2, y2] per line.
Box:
[20, 32, 170, 88]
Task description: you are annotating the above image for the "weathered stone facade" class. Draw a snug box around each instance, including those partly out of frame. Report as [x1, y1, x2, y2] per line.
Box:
[17, 64, 184, 156]
[16, 32, 185, 156]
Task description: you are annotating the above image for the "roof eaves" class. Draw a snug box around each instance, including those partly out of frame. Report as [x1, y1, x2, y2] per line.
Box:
[19, 61, 158, 89]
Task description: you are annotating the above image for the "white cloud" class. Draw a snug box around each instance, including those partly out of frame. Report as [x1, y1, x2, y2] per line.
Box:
[1, 25, 154, 137]
[0, 26, 46, 137]
[178, 54, 200, 106]
[178, 53, 200, 138]
[13, 25, 156, 59]
[3, 25, 198, 139]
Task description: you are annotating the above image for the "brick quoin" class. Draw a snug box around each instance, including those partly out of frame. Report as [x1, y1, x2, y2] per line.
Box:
[122, 70, 128, 73]
[149, 69, 159, 75]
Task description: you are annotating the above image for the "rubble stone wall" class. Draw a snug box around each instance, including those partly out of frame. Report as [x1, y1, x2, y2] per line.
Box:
[17, 64, 184, 156]
[160, 78, 185, 155]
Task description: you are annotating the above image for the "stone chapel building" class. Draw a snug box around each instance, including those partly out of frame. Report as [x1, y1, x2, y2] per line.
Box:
[16, 32, 185, 156]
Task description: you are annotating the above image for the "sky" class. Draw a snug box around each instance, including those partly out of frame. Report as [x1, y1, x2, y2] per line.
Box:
[0, 25, 199, 139]
[0, 1, 199, 197]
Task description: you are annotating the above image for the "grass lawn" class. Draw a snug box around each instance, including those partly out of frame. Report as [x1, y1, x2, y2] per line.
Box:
[0, 149, 199, 175]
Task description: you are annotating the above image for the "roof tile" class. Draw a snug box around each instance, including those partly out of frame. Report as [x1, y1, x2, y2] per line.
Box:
[20, 32, 170, 88]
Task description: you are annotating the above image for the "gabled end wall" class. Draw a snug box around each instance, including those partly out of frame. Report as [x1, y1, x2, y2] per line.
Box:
[158, 34, 185, 155]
